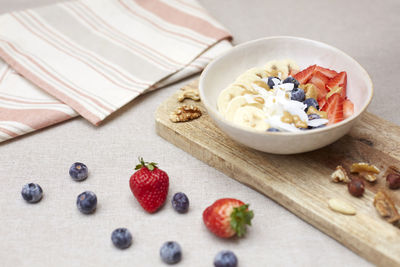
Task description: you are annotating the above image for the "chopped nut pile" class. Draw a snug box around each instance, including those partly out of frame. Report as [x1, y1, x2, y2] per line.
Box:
[170, 105, 202, 123]
[373, 191, 400, 228]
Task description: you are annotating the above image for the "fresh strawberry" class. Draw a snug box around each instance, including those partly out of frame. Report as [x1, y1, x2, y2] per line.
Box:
[309, 71, 329, 100]
[315, 66, 338, 79]
[326, 94, 344, 125]
[129, 157, 169, 213]
[293, 64, 316, 84]
[203, 198, 254, 238]
[343, 99, 354, 119]
[326, 72, 347, 98]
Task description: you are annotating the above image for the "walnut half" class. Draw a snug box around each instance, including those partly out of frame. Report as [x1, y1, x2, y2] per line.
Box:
[350, 162, 380, 182]
[373, 191, 400, 227]
[331, 165, 350, 183]
[170, 105, 202, 123]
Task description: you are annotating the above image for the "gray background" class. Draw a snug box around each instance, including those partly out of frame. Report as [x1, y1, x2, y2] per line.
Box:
[0, 0, 399, 266]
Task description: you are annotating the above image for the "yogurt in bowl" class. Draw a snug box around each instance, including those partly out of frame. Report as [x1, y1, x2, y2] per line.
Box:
[199, 36, 373, 154]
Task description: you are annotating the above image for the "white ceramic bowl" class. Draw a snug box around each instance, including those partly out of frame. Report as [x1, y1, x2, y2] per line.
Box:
[199, 36, 373, 154]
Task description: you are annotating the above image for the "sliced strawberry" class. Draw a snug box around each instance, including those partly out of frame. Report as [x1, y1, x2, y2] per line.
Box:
[293, 65, 316, 84]
[309, 71, 329, 100]
[326, 94, 344, 125]
[315, 66, 338, 79]
[326, 72, 347, 98]
[343, 99, 354, 119]
[319, 98, 327, 111]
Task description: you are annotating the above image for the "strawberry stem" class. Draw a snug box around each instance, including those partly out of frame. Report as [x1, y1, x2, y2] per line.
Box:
[135, 157, 158, 171]
[230, 204, 254, 237]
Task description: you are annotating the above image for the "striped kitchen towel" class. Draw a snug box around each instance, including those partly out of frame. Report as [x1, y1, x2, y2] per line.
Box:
[0, 0, 232, 143]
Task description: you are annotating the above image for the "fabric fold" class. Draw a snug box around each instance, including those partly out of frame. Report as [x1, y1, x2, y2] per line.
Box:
[0, 0, 232, 143]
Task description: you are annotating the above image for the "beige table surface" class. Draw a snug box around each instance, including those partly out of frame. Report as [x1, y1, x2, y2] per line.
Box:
[1, 0, 399, 266]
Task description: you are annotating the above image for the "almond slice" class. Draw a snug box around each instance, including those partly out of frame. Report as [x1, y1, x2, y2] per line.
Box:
[328, 198, 356, 215]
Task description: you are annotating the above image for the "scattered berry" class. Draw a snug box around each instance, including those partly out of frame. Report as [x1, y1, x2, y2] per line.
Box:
[214, 250, 238, 267]
[348, 179, 365, 197]
[76, 191, 97, 214]
[282, 76, 299, 88]
[203, 198, 254, 238]
[129, 157, 169, 213]
[290, 88, 305, 102]
[160, 241, 182, 264]
[267, 128, 280, 132]
[21, 183, 43, 203]
[111, 228, 132, 249]
[172, 192, 189, 213]
[267, 77, 280, 88]
[304, 98, 319, 112]
[69, 162, 88, 181]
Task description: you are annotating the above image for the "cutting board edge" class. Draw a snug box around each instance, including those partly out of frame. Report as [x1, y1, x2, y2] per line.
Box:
[155, 116, 399, 267]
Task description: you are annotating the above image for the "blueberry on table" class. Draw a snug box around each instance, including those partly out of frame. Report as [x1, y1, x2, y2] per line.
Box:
[69, 162, 88, 181]
[267, 76, 280, 88]
[111, 228, 132, 249]
[171, 192, 189, 213]
[214, 250, 238, 267]
[282, 76, 300, 88]
[76, 191, 97, 214]
[304, 98, 319, 112]
[267, 128, 280, 132]
[21, 183, 43, 203]
[290, 88, 305, 102]
[160, 241, 182, 264]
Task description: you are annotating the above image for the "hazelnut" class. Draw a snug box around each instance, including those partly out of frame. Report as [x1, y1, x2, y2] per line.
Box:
[386, 173, 400, 190]
[347, 178, 365, 197]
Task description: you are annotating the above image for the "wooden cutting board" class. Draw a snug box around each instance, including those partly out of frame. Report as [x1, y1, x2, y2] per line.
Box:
[155, 80, 400, 266]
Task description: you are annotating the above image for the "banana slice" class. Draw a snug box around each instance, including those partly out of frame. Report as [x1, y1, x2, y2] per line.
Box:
[235, 69, 265, 91]
[233, 106, 269, 131]
[243, 67, 270, 79]
[217, 84, 246, 114]
[265, 59, 299, 80]
[225, 96, 263, 121]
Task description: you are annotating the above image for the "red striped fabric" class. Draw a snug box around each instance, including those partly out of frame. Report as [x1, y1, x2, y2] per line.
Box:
[0, 0, 232, 142]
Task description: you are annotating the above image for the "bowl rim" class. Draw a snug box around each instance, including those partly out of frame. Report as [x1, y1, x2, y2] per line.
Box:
[199, 36, 374, 136]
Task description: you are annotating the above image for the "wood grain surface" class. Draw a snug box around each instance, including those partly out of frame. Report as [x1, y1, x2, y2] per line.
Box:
[155, 80, 400, 266]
